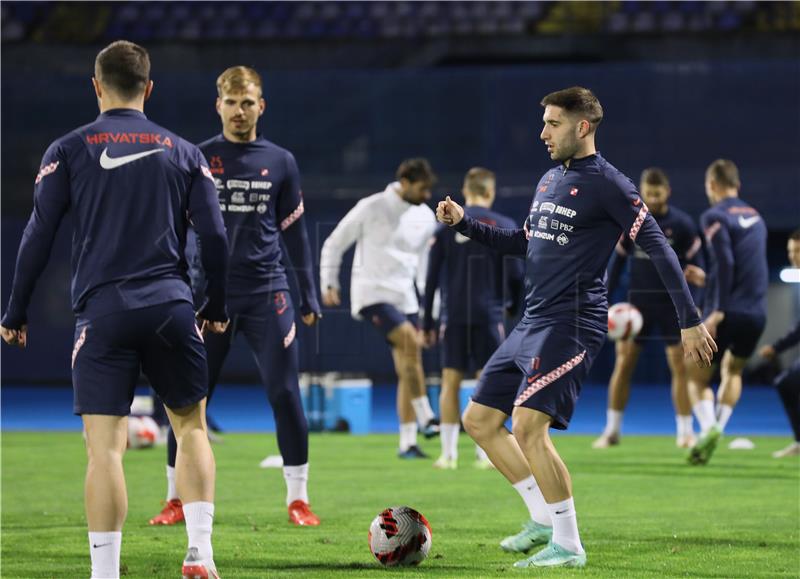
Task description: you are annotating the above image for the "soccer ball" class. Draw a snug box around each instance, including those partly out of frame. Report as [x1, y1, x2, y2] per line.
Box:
[607, 302, 644, 341]
[127, 415, 158, 449]
[369, 506, 432, 567]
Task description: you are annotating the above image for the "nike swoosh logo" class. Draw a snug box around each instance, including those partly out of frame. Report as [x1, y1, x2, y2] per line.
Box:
[92, 542, 112, 548]
[555, 509, 568, 515]
[526, 372, 542, 384]
[99, 147, 164, 169]
[738, 215, 760, 229]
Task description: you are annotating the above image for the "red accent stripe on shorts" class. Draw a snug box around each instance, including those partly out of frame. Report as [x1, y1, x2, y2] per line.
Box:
[283, 322, 296, 349]
[513, 350, 587, 407]
[280, 201, 305, 231]
[71, 326, 87, 369]
[628, 205, 649, 241]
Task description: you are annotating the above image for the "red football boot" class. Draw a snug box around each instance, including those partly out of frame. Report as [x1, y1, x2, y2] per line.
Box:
[288, 500, 321, 526]
[149, 499, 184, 525]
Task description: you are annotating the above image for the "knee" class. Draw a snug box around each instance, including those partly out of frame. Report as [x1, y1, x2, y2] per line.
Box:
[511, 417, 547, 450]
[462, 407, 488, 441]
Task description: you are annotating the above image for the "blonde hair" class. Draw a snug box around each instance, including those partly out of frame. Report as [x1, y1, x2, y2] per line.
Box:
[216, 66, 263, 97]
[464, 167, 495, 198]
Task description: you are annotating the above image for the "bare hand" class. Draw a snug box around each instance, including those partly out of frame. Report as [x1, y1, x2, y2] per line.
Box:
[198, 318, 229, 335]
[684, 264, 706, 287]
[703, 310, 725, 340]
[322, 287, 341, 307]
[421, 329, 438, 349]
[436, 196, 465, 226]
[302, 312, 321, 327]
[681, 323, 717, 368]
[1, 324, 27, 348]
[759, 344, 776, 360]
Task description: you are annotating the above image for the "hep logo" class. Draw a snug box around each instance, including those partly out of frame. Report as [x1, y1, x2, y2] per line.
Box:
[274, 292, 288, 315]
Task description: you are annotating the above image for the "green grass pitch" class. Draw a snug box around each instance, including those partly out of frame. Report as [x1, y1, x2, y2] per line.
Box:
[2, 432, 798, 577]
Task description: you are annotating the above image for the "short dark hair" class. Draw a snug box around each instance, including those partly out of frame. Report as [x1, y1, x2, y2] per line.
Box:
[789, 229, 800, 242]
[640, 167, 670, 188]
[706, 159, 741, 190]
[396, 158, 437, 186]
[95, 40, 150, 100]
[464, 167, 495, 198]
[540, 86, 603, 131]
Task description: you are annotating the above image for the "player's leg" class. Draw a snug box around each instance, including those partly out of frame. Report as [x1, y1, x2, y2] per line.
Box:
[773, 361, 800, 458]
[593, 340, 641, 448]
[245, 291, 320, 526]
[715, 350, 748, 432]
[436, 367, 463, 468]
[141, 301, 219, 577]
[72, 314, 140, 579]
[666, 343, 695, 448]
[152, 318, 233, 526]
[388, 320, 437, 455]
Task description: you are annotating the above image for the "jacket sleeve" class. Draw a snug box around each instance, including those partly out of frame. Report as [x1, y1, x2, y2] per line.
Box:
[452, 214, 528, 256]
[422, 226, 446, 331]
[319, 199, 366, 292]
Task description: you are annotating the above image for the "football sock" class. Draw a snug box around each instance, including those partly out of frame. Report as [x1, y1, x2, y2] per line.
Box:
[183, 502, 214, 561]
[399, 422, 418, 451]
[693, 399, 717, 433]
[676, 415, 693, 438]
[716, 404, 734, 432]
[512, 475, 551, 526]
[605, 409, 623, 434]
[440, 423, 460, 460]
[283, 463, 310, 505]
[89, 531, 121, 579]
[410, 396, 435, 427]
[475, 445, 490, 462]
[547, 497, 584, 554]
[166, 465, 178, 502]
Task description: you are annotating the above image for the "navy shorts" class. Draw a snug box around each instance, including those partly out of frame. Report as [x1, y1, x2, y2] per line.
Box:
[441, 322, 506, 372]
[713, 311, 766, 363]
[630, 293, 681, 346]
[472, 318, 606, 430]
[360, 303, 418, 342]
[72, 300, 207, 415]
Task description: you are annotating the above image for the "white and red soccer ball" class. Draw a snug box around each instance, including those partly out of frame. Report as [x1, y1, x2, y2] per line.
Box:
[369, 506, 432, 567]
[127, 415, 158, 449]
[607, 302, 644, 341]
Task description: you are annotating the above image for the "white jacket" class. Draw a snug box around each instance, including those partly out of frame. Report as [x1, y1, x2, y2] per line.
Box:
[320, 182, 436, 318]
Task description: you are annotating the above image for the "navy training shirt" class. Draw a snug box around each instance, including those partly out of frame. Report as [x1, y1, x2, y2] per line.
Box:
[607, 205, 704, 298]
[453, 154, 702, 331]
[2, 109, 229, 329]
[700, 197, 768, 315]
[198, 135, 320, 316]
[423, 205, 523, 331]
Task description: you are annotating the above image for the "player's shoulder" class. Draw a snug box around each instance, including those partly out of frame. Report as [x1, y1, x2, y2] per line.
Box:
[667, 205, 696, 227]
[593, 155, 636, 193]
[489, 209, 517, 229]
[197, 133, 225, 153]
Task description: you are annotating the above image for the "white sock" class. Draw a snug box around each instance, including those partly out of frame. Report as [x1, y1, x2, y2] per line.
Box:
[89, 531, 121, 579]
[475, 445, 489, 462]
[693, 399, 717, 433]
[512, 475, 551, 527]
[605, 409, 623, 435]
[410, 396, 435, 427]
[716, 404, 734, 432]
[283, 463, 310, 505]
[547, 497, 583, 554]
[676, 415, 694, 438]
[183, 501, 214, 561]
[166, 465, 178, 501]
[440, 423, 460, 460]
[399, 422, 418, 451]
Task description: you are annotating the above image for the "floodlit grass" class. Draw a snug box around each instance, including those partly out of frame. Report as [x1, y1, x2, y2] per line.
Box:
[2, 432, 798, 577]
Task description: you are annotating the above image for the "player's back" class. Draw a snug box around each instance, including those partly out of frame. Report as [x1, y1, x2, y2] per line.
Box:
[56, 109, 207, 318]
[439, 206, 518, 324]
[702, 197, 768, 314]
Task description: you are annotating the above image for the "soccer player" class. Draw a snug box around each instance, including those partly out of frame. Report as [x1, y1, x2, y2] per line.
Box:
[422, 167, 523, 469]
[686, 159, 768, 466]
[436, 87, 715, 568]
[149, 66, 323, 527]
[0, 41, 228, 579]
[320, 159, 439, 458]
[593, 168, 705, 449]
[758, 229, 800, 458]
